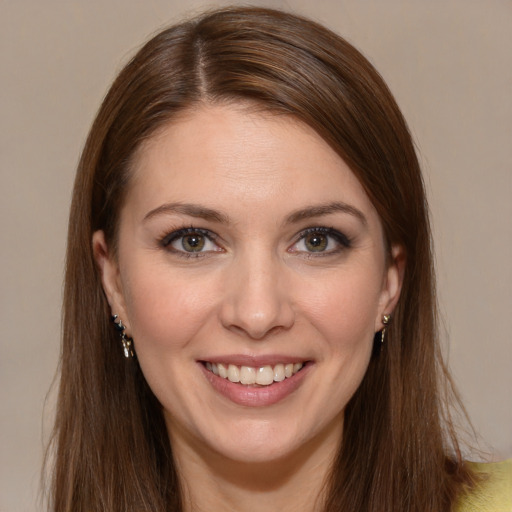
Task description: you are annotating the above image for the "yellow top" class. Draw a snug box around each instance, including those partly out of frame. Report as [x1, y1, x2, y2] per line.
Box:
[455, 459, 512, 511]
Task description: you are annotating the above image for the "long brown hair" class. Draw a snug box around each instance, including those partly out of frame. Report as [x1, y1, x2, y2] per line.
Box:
[47, 6, 475, 511]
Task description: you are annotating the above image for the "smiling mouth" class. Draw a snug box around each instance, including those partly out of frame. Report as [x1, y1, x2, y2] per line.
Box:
[203, 362, 305, 386]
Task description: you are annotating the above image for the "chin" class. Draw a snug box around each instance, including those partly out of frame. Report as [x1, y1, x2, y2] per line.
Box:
[218, 436, 298, 464]
[195, 412, 341, 467]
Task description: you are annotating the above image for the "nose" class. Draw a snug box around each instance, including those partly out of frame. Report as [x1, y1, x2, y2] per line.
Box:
[219, 251, 295, 340]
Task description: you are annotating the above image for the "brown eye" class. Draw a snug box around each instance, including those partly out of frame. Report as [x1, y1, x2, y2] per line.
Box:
[163, 228, 221, 255]
[304, 232, 328, 252]
[288, 227, 352, 256]
[181, 233, 206, 252]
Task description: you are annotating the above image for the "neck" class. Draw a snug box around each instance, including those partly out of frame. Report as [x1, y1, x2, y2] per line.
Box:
[171, 419, 342, 512]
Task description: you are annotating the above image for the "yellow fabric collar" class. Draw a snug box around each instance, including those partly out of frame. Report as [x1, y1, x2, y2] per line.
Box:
[455, 459, 512, 512]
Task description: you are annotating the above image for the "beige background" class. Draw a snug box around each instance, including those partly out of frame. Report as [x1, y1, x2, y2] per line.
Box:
[1, 1, 511, 510]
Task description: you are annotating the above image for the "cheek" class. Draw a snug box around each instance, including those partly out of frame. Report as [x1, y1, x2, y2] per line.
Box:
[296, 267, 383, 354]
[300, 271, 381, 409]
[121, 264, 218, 354]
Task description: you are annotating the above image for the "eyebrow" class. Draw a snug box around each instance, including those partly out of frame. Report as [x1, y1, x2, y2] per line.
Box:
[285, 202, 367, 226]
[143, 203, 230, 224]
[143, 200, 367, 226]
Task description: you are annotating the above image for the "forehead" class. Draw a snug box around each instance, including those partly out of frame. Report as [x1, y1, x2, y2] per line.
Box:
[126, 103, 379, 224]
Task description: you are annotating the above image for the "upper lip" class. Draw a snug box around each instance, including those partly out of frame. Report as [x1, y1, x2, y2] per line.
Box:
[199, 354, 310, 367]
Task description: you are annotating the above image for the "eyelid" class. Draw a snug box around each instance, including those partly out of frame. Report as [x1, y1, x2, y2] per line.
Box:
[289, 227, 352, 254]
[157, 225, 351, 258]
[160, 227, 218, 247]
[159, 227, 223, 258]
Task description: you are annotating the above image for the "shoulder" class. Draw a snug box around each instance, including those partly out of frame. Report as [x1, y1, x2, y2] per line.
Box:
[455, 459, 512, 512]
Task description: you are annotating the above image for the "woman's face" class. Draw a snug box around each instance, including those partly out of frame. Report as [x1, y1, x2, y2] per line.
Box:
[94, 104, 403, 465]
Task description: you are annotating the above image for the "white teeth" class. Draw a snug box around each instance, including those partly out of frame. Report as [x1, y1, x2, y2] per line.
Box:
[227, 364, 240, 383]
[256, 366, 274, 385]
[273, 364, 285, 382]
[218, 363, 228, 379]
[240, 366, 256, 385]
[207, 361, 305, 386]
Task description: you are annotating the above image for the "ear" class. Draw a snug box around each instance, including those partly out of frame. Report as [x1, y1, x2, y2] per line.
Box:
[375, 244, 406, 331]
[92, 230, 130, 330]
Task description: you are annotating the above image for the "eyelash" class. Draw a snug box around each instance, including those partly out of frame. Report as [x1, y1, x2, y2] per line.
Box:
[158, 226, 352, 258]
[160, 227, 220, 259]
[291, 227, 352, 257]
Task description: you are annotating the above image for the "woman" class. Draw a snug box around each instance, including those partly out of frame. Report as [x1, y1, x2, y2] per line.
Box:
[46, 6, 510, 512]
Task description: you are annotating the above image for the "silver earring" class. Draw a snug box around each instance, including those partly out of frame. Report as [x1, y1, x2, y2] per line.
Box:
[111, 314, 134, 358]
[380, 314, 391, 344]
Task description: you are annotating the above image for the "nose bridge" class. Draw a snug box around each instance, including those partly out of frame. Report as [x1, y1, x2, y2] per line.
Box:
[220, 246, 294, 339]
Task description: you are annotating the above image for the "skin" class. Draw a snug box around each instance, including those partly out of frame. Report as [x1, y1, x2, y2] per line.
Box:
[93, 103, 404, 512]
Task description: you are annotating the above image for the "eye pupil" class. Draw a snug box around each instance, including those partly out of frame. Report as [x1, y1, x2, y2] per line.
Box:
[182, 234, 205, 252]
[305, 233, 327, 252]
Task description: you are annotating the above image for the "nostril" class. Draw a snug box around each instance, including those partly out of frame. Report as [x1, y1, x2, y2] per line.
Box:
[226, 323, 289, 341]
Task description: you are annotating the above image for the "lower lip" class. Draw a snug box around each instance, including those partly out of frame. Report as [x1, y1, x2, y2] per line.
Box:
[199, 362, 312, 407]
